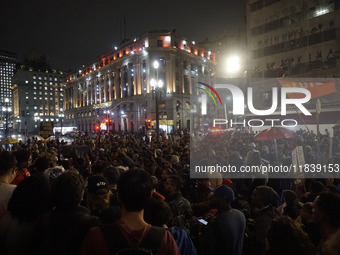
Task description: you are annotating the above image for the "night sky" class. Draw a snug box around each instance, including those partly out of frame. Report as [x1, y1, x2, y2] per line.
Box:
[1, 0, 247, 71]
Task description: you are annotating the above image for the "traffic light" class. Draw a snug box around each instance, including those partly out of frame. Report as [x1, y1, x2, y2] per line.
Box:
[95, 125, 100, 130]
[105, 119, 109, 123]
[145, 119, 151, 129]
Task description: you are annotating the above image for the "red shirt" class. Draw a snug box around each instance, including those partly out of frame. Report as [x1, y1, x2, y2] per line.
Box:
[11, 168, 30, 185]
[78, 220, 180, 255]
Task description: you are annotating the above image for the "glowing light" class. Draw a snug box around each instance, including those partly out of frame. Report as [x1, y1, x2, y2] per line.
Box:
[153, 61, 159, 69]
[226, 56, 241, 74]
[158, 80, 164, 88]
[150, 79, 156, 87]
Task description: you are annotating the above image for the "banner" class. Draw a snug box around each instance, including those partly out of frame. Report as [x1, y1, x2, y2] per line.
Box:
[40, 121, 54, 139]
[279, 79, 336, 99]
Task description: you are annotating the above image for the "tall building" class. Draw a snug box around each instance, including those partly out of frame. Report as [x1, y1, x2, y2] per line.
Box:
[246, 0, 340, 78]
[245, 0, 340, 133]
[64, 30, 216, 134]
[0, 50, 17, 137]
[11, 65, 65, 136]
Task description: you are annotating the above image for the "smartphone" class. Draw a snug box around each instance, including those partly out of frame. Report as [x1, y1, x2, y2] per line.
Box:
[198, 219, 208, 225]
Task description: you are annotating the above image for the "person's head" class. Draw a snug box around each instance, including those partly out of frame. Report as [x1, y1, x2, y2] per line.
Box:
[117, 169, 153, 212]
[44, 167, 65, 185]
[310, 181, 324, 195]
[86, 175, 112, 212]
[300, 202, 313, 222]
[14, 149, 32, 169]
[144, 195, 173, 227]
[0, 151, 17, 182]
[32, 156, 50, 174]
[103, 166, 121, 190]
[266, 216, 316, 255]
[163, 175, 183, 196]
[252, 186, 279, 209]
[313, 192, 340, 229]
[160, 168, 173, 181]
[8, 175, 52, 222]
[51, 172, 85, 211]
[210, 185, 235, 212]
[283, 190, 297, 205]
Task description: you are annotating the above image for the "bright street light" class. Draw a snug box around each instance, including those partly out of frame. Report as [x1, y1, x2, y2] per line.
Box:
[153, 60, 159, 69]
[158, 80, 164, 88]
[226, 56, 241, 74]
[150, 78, 156, 87]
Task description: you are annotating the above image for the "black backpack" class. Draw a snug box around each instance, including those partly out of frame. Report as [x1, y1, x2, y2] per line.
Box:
[100, 223, 166, 255]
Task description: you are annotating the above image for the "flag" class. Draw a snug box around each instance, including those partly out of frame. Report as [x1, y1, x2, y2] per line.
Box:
[279, 79, 336, 99]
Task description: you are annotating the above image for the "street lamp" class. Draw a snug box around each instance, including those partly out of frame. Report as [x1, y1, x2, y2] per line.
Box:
[151, 60, 163, 136]
[59, 108, 64, 135]
[3, 98, 11, 139]
[226, 56, 241, 75]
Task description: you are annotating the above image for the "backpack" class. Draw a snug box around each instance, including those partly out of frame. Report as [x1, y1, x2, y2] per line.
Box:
[100, 223, 166, 255]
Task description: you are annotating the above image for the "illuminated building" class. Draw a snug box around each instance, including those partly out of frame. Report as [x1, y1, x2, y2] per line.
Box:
[245, 0, 340, 133]
[11, 66, 65, 136]
[0, 50, 16, 137]
[246, 0, 340, 78]
[64, 30, 216, 134]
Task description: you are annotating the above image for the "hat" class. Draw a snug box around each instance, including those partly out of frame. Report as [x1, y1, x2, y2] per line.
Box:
[87, 175, 109, 194]
[213, 185, 235, 204]
[44, 166, 65, 185]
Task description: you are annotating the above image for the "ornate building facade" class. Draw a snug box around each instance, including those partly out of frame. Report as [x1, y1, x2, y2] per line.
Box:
[64, 30, 216, 134]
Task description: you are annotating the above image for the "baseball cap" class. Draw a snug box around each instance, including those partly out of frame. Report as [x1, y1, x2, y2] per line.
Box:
[213, 185, 235, 204]
[87, 175, 109, 195]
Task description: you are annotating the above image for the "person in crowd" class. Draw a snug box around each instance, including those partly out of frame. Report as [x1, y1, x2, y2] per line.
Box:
[190, 177, 214, 217]
[247, 185, 279, 255]
[39, 172, 98, 254]
[79, 169, 180, 255]
[0, 151, 17, 219]
[298, 202, 321, 246]
[102, 166, 121, 206]
[313, 192, 340, 243]
[318, 229, 340, 255]
[282, 190, 302, 220]
[0, 175, 52, 254]
[204, 185, 246, 255]
[29, 156, 50, 175]
[144, 194, 197, 255]
[301, 180, 324, 203]
[163, 174, 193, 233]
[85, 175, 120, 223]
[11, 149, 31, 185]
[265, 216, 316, 255]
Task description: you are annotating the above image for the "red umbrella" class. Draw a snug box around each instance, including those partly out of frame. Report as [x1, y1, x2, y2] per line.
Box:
[254, 127, 297, 141]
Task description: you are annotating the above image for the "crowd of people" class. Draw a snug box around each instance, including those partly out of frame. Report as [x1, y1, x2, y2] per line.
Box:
[0, 128, 339, 255]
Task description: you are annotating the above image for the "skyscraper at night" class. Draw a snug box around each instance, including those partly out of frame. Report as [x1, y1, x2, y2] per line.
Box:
[11, 65, 65, 136]
[0, 50, 16, 137]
